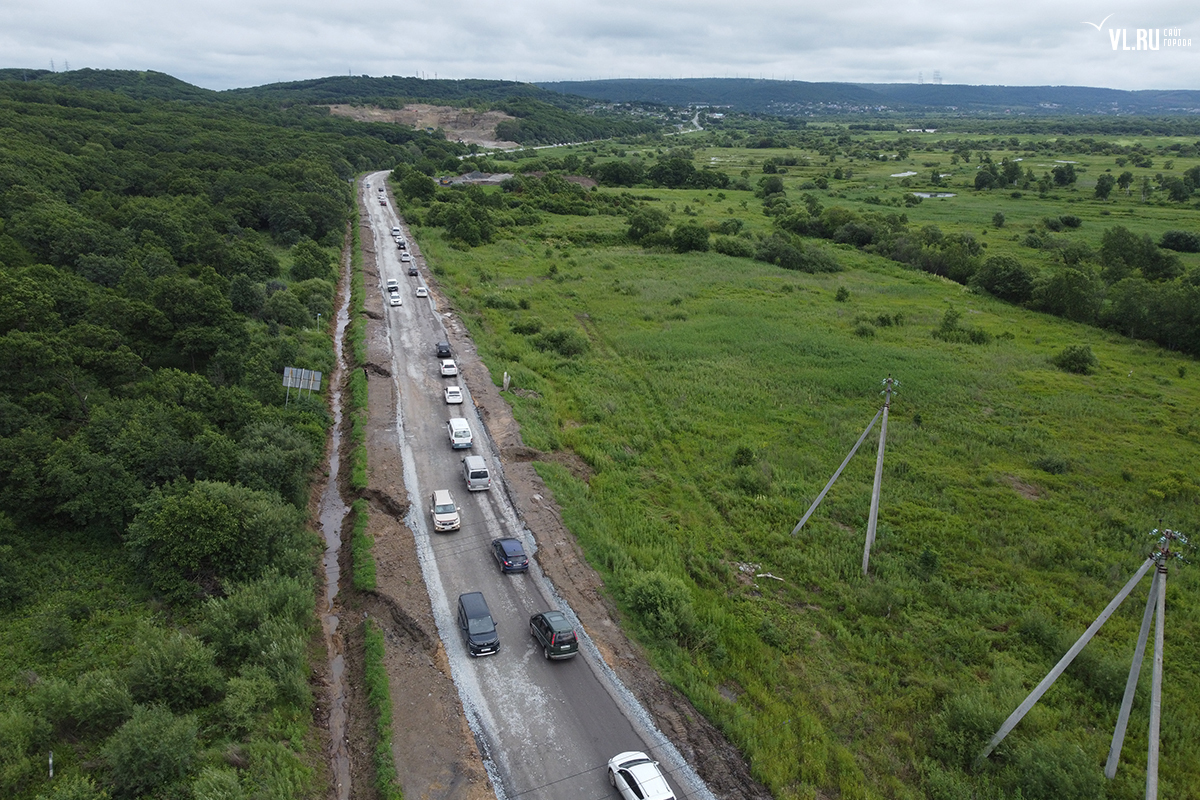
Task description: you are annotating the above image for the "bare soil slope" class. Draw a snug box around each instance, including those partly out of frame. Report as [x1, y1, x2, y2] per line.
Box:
[328, 104, 520, 149]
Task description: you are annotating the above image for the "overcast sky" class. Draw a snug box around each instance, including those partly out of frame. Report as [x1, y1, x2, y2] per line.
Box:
[2, 0, 1197, 92]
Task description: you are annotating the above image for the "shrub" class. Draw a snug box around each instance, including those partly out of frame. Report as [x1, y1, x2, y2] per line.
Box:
[37, 670, 133, 737]
[532, 328, 589, 357]
[125, 628, 224, 712]
[713, 235, 754, 259]
[672, 221, 710, 253]
[1033, 454, 1070, 474]
[101, 705, 198, 798]
[1050, 344, 1098, 375]
[623, 570, 697, 643]
[835, 286, 851, 302]
[1160, 230, 1200, 252]
[971, 255, 1035, 304]
[34, 774, 110, 800]
[1059, 214, 1082, 228]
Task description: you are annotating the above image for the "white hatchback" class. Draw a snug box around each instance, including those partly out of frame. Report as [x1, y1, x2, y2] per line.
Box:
[440, 359, 458, 377]
[444, 386, 463, 404]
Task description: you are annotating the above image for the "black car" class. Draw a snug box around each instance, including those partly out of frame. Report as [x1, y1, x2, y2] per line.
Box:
[408, 265, 419, 276]
[457, 592, 499, 657]
[529, 610, 579, 660]
[491, 538, 529, 573]
[435, 341, 452, 358]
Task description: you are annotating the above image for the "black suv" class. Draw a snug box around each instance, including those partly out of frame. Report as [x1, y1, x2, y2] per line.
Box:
[529, 610, 578, 659]
[457, 592, 499, 657]
[435, 341, 452, 358]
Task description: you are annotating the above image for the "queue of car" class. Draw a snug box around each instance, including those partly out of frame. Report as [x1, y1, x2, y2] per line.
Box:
[386, 209, 669, 800]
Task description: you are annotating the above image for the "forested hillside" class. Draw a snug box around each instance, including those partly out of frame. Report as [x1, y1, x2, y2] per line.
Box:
[0, 80, 448, 799]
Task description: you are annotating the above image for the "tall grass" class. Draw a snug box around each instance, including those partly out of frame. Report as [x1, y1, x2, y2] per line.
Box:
[363, 619, 404, 800]
[417, 196, 1200, 800]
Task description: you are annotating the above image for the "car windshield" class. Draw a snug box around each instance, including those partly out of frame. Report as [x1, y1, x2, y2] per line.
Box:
[434, 502, 456, 514]
[470, 471, 487, 479]
[467, 616, 495, 635]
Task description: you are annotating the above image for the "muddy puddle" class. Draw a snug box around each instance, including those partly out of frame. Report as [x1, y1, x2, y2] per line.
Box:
[318, 248, 353, 800]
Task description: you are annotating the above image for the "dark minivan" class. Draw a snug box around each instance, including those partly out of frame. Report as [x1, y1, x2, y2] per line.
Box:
[457, 592, 499, 657]
[529, 610, 578, 660]
[435, 341, 452, 358]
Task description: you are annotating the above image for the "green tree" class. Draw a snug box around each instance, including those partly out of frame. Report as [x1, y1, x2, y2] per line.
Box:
[1051, 163, 1077, 186]
[1031, 267, 1104, 323]
[289, 239, 334, 282]
[627, 207, 669, 242]
[672, 222, 710, 253]
[124, 480, 311, 601]
[101, 705, 198, 798]
[971, 255, 1035, 303]
[1094, 173, 1116, 199]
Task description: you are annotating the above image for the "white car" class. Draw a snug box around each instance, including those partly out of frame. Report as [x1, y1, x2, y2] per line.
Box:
[444, 386, 463, 404]
[440, 359, 458, 377]
[385, 279, 398, 292]
[400, 253, 412, 262]
[429, 489, 460, 532]
[416, 286, 428, 297]
[389, 294, 401, 307]
[608, 752, 674, 800]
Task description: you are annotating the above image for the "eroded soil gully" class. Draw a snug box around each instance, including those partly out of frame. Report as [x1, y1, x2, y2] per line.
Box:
[318, 241, 354, 800]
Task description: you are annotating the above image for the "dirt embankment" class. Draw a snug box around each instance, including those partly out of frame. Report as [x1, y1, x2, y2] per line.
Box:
[332, 186, 771, 800]
[328, 104, 520, 150]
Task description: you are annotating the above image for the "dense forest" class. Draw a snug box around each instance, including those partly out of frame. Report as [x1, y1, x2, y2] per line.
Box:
[0, 79, 457, 799]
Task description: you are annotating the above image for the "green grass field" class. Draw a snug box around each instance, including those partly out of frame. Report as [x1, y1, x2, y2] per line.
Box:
[411, 132, 1200, 800]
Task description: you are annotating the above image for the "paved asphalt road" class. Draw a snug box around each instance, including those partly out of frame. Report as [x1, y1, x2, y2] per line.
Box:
[362, 173, 715, 800]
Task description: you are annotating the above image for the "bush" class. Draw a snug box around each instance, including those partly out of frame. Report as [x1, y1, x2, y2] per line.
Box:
[713, 236, 754, 259]
[532, 328, 589, 357]
[1160, 230, 1200, 252]
[101, 705, 198, 798]
[672, 221, 710, 253]
[1050, 344, 1098, 375]
[125, 628, 223, 712]
[37, 670, 133, 737]
[971, 255, 1035, 304]
[623, 570, 697, 643]
[1008, 739, 1106, 800]
[125, 481, 313, 602]
[1059, 215, 1082, 229]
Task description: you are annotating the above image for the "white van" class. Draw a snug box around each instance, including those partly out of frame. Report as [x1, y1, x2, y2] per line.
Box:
[462, 455, 491, 491]
[390, 226, 402, 237]
[447, 418, 473, 449]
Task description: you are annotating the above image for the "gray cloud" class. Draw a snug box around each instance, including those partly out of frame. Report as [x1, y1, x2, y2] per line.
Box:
[1, 0, 1196, 90]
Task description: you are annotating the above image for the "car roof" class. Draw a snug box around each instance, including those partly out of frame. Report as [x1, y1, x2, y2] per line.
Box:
[538, 610, 572, 631]
[432, 489, 453, 503]
[611, 753, 671, 799]
[495, 537, 524, 555]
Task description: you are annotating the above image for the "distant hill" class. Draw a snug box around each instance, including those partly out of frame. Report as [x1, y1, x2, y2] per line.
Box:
[225, 75, 572, 108]
[537, 77, 1200, 115]
[0, 68, 218, 101]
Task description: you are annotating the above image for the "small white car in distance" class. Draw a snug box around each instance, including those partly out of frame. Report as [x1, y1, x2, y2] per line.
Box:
[608, 752, 675, 800]
[385, 279, 398, 292]
[444, 386, 463, 404]
[400, 253, 412, 262]
[440, 359, 458, 377]
[389, 294, 401, 307]
[416, 286, 428, 298]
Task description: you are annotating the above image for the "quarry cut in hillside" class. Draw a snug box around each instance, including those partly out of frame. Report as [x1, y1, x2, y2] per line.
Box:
[327, 103, 520, 149]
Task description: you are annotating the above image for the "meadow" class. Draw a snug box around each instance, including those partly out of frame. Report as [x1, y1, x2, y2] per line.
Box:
[406, 129, 1200, 799]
